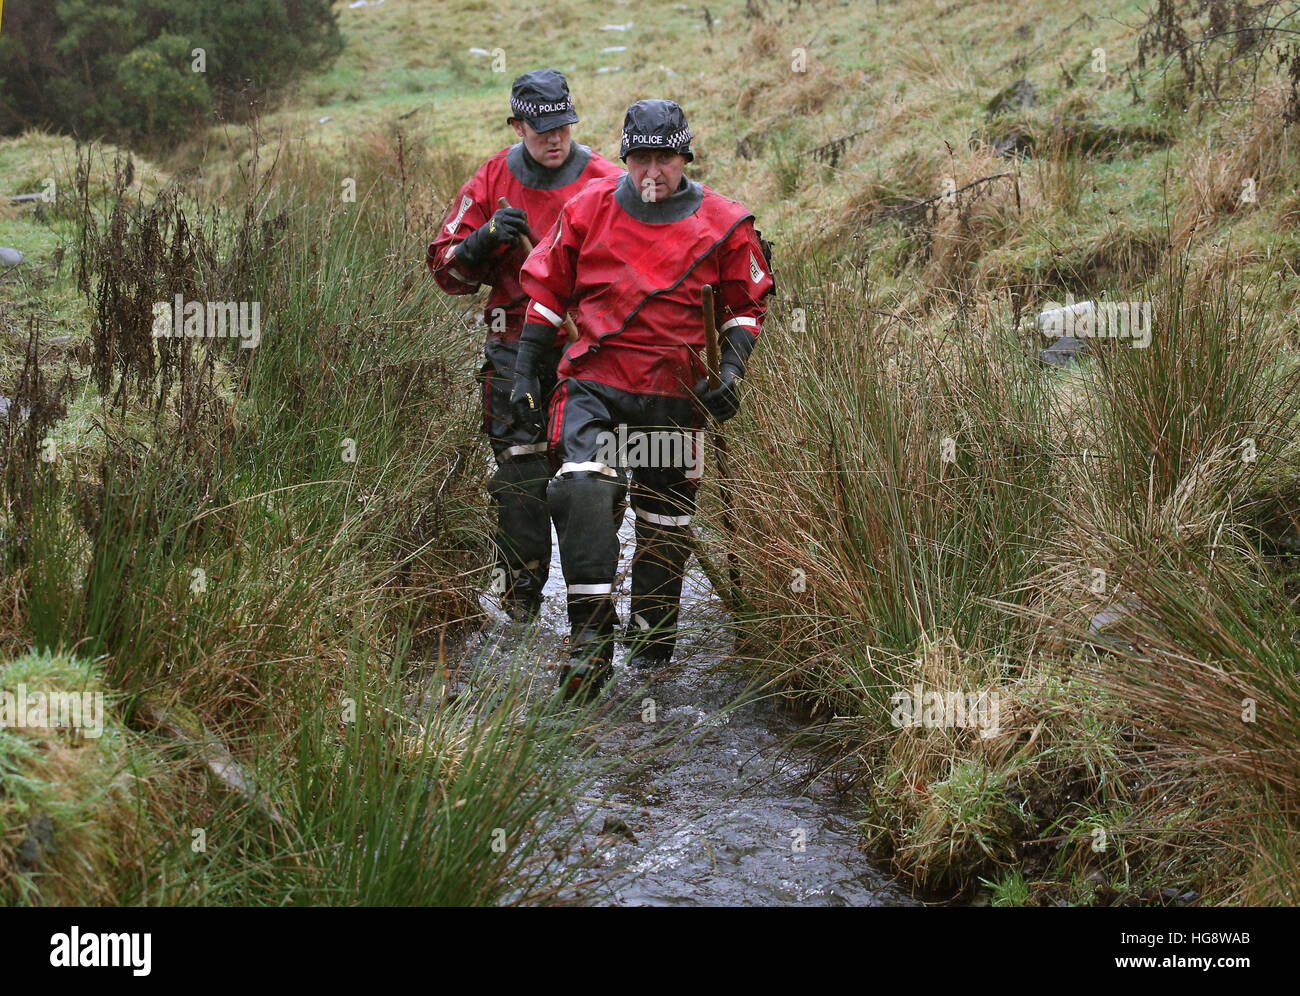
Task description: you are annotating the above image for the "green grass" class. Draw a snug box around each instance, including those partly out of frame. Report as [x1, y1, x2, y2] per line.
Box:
[6, 0, 1300, 907]
[0, 113, 617, 906]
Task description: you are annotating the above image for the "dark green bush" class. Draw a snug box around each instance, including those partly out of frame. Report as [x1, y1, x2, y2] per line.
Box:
[0, 0, 342, 146]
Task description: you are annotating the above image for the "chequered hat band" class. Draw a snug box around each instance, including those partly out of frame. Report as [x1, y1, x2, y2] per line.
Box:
[621, 127, 693, 151]
[511, 96, 574, 118]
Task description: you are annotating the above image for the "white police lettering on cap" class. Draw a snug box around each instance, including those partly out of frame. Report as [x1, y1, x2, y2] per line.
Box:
[513, 98, 572, 117]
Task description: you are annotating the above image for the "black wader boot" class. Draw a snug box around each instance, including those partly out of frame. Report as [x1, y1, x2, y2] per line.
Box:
[548, 468, 625, 698]
[482, 340, 555, 620]
[627, 497, 693, 668]
[487, 451, 551, 619]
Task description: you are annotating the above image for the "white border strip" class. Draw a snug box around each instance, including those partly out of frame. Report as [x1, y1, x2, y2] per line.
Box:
[558, 461, 620, 478]
[568, 582, 613, 595]
[503, 442, 548, 458]
[633, 506, 692, 527]
[719, 316, 758, 332]
[530, 301, 564, 327]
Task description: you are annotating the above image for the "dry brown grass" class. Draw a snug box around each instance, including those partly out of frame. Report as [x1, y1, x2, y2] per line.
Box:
[922, 142, 1026, 297]
[1173, 86, 1300, 248]
[895, 42, 974, 93]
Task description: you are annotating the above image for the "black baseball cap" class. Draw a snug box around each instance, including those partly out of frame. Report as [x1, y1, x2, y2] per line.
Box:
[506, 69, 579, 132]
[619, 99, 694, 162]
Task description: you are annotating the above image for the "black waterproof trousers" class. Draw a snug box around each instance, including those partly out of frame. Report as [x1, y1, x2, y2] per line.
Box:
[547, 377, 703, 662]
[479, 339, 560, 613]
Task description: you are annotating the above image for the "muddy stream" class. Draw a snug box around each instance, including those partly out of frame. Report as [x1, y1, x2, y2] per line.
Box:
[430, 509, 918, 907]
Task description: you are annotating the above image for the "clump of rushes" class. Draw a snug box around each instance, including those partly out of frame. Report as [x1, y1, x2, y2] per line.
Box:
[0, 128, 614, 906]
[706, 242, 1300, 901]
[0, 651, 142, 906]
[708, 253, 1060, 891]
[721, 253, 1056, 705]
[1069, 547, 1300, 905]
[127, 654, 612, 907]
[1036, 254, 1300, 904]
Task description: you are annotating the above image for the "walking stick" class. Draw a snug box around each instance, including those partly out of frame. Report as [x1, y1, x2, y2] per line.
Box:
[499, 196, 578, 344]
[701, 284, 741, 596]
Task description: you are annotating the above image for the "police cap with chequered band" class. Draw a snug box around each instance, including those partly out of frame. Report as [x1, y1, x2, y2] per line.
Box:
[619, 99, 694, 163]
[506, 69, 580, 132]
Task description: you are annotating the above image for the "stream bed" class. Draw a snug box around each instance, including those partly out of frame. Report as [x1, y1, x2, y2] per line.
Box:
[442, 509, 918, 907]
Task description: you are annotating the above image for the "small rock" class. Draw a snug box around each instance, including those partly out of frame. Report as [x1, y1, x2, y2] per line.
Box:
[988, 126, 1034, 157]
[16, 811, 57, 870]
[0, 247, 25, 267]
[16, 837, 43, 871]
[1088, 603, 1132, 635]
[599, 816, 638, 843]
[1039, 335, 1089, 366]
[1087, 599, 1145, 652]
[29, 811, 57, 852]
[986, 79, 1036, 116]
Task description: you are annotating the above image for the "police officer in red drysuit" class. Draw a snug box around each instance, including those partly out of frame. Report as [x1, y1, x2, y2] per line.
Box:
[427, 69, 620, 619]
[514, 99, 774, 698]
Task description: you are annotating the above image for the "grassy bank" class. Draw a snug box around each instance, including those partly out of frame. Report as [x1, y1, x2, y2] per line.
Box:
[721, 251, 1300, 904]
[5, 0, 1300, 905]
[1, 129, 611, 905]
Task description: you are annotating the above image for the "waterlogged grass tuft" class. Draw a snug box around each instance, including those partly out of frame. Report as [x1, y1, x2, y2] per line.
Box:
[0, 124, 617, 906]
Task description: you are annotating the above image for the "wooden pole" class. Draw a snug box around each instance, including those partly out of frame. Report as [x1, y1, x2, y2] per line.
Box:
[498, 196, 578, 343]
[701, 284, 740, 594]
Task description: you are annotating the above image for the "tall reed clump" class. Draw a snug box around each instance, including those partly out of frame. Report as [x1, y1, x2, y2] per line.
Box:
[700, 254, 1066, 888]
[1, 130, 610, 905]
[721, 255, 1057, 708]
[1046, 255, 1300, 904]
[703, 240, 1300, 899]
[128, 655, 612, 907]
[1071, 256, 1296, 559]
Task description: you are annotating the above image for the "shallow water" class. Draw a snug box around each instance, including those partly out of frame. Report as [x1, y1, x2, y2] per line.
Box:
[447, 508, 918, 907]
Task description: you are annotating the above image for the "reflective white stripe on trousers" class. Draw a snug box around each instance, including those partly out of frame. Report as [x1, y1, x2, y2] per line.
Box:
[502, 441, 547, 459]
[568, 582, 614, 595]
[557, 461, 621, 478]
[633, 506, 692, 527]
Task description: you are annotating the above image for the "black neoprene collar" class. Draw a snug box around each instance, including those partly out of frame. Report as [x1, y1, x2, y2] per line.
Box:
[613, 173, 704, 223]
[506, 142, 592, 189]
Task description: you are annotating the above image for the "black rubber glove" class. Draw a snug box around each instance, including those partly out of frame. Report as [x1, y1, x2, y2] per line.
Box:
[510, 321, 558, 431]
[694, 371, 743, 421]
[456, 207, 530, 265]
[693, 324, 756, 422]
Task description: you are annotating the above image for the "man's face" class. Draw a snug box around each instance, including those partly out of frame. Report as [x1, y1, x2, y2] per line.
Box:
[511, 120, 572, 168]
[626, 149, 687, 202]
